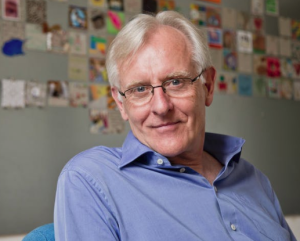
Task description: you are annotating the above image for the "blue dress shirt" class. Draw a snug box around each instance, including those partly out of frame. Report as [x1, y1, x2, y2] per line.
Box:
[54, 131, 296, 241]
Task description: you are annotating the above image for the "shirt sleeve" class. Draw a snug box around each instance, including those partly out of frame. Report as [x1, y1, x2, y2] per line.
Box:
[54, 169, 120, 241]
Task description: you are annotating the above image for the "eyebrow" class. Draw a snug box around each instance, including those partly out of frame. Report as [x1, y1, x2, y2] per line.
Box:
[166, 71, 191, 78]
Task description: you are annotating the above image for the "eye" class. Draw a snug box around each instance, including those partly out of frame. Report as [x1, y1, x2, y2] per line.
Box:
[171, 79, 182, 86]
[134, 86, 147, 93]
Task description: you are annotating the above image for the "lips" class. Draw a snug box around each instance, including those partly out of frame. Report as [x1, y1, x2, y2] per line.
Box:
[151, 121, 180, 129]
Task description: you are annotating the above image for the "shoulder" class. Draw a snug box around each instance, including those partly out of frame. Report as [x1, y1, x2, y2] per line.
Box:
[60, 146, 123, 181]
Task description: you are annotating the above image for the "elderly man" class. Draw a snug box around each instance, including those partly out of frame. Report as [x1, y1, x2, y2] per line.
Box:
[54, 11, 296, 241]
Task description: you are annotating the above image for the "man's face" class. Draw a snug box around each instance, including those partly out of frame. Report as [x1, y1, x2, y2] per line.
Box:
[112, 26, 215, 159]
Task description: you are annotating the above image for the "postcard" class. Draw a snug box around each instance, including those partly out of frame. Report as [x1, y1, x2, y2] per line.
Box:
[26, 0, 46, 24]
[88, 8, 107, 33]
[266, 0, 279, 16]
[279, 17, 291, 37]
[89, 57, 108, 83]
[253, 32, 265, 54]
[215, 72, 237, 94]
[251, 0, 264, 15]
[223, 29, 236, 50]
[190, 3, 206, 26]
[237, 30, 253, 53]
[279, 37, 291, 57]
[158, 0, 175, 11]
[25, 81, 47, 107]
[89, 35, 106, 57]
[253, 76, 267, 97]
[2, 0, 20, 21]
[253, 54, 267, 75]
[106, 10, 125, 34]
[267, 78, 280, 99]
[291, 20, 300, 40]
[69, 82, 89, 107]
[266, 57, 281, 78]
[206, 7, 221, 28]
[223, 49, 237, 71]
[237, 11, 251, 30]
[25, 23, 47, 51]
[238, 53, 252, 74]
[238, 74, 252, 96]
[207, 28, 222, 48]
[1, 79, 25, 108]
[47, 30, 69, 54]
[0, 21, 25, 44]
[124, 0, 142, 13]
[89, 0, 107, 8]
[108, 0, 124, 11]
[280, 58, 294, 78]
[280, 79, 293, 100]
[222, 7, 236, 29]
[68, 56, 88, 81]
[266, 35, 278, 56]
[291, 41, 300, 60]
[251, 16, 264, 33]
[209, 48, 222, 70]
[69, 31, 87, 55]
[292, 60, 300, 79]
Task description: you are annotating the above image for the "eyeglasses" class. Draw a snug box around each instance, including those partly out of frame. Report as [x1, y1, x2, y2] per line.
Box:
[118, 69, 206, 106]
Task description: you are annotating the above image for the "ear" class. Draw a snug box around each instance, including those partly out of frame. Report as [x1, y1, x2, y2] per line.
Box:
[111, 87, 129, 121]
[203, 66, 216, 107]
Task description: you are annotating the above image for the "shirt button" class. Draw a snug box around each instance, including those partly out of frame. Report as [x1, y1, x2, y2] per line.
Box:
[214, 186, 217, 192]
[231, 224, 237, 231]
[157, 159, 164, 165]
[179, 168, 186, 173]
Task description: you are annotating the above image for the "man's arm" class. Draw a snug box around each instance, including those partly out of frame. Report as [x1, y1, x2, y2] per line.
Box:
[54, 169, 120, 241]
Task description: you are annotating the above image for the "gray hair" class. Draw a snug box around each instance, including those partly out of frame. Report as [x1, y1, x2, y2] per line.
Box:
[106, 11, 212, 89]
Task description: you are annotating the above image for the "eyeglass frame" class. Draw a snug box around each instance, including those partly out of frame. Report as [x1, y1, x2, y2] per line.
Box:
[118, 68, 207, 100]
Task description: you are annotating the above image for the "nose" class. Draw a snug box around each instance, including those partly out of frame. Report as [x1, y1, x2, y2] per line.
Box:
[150, 86, 173, 116]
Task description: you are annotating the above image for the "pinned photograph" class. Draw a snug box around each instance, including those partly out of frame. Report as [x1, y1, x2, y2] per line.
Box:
[26, 0, 46, 24]
[238, 74, 253, 96]
[47, 80, 69, 107]
[267, 78, 281, 99]
[89, 35, 106, 57]
[206, 7, 221, 28]
[237, 30, 253, 53]
[266, 0, 279, 16]
[2, 0, 20, 21]
[190, 3, 206, 26]
[253, 54, 267, 76]
[223, 49, 237, 71]
[25, 81, 47, 107]
[253, 76, 267, 97]
[88, 8, 106, 33]
[89, 57, 108, 83]
[108, 0, 124, 11]
[69, 31, 87, 55]
[69, 82, 89, 108]
[1, 79, 25, 108]
[69, 6, 88, 30]
[106, 10, 125, 34]
[280, 79, 293, 100]
[207, 28, 222, 49]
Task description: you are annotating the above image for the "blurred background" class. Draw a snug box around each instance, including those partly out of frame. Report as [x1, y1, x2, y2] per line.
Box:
[0, 0, 299, 239]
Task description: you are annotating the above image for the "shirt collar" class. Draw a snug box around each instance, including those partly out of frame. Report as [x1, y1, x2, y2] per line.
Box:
[119, 131, 245, 169]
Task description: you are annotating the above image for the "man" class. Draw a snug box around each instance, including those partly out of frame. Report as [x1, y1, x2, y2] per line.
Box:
[54, 11, 296, 241]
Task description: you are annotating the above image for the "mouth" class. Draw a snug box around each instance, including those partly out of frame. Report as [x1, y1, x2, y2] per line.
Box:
[151, 121, 181, 129]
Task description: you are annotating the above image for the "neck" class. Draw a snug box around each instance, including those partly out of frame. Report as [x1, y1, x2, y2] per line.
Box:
[169, 151, 223, 185]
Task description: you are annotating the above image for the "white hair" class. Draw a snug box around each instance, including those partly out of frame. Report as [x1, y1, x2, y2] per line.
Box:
[106, 11, 212, 90]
